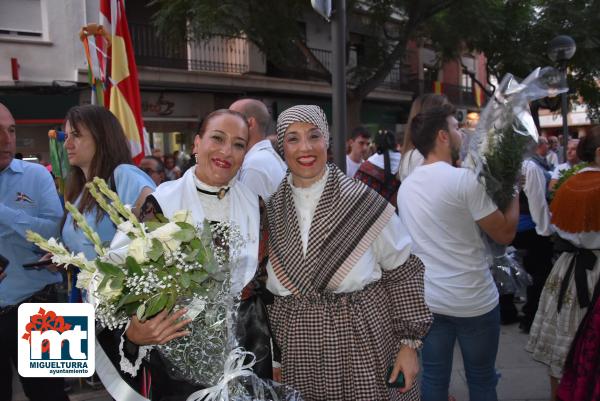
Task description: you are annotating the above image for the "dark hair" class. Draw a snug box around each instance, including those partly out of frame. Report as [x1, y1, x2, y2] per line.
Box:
[142, 156, 165, 172]
[374, 129, 397, 184]
[197, 109, 249, 138]
[410, 103, 457, 158]
[64, 105, 132, 222]
[577, 126, 600, 163]
[350, 126, 371, 140]
[403, 94, 450, 155]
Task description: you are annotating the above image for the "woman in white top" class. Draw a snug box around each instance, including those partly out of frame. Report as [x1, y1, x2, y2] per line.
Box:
[266, 105, 432, 401]
[527, 129, 600, 401]
[98, 110, 274, 401]
[399, 94, 449, 181]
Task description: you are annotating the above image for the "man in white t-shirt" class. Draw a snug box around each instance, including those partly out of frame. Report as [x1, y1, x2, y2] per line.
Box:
[345, 126, 370, 177]
[397, 104, 519, 401]
[230, 99, 287, 200]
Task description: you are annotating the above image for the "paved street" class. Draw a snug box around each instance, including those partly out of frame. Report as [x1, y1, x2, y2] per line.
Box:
[13, 322, 549, 401]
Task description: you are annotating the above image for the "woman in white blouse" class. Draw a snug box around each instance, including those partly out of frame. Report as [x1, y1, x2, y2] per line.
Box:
[97, 109, 273, 401]
[265, 105, 432, 401]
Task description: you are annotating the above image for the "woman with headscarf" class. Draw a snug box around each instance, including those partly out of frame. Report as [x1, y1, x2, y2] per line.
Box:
[265, 105, 432, 401]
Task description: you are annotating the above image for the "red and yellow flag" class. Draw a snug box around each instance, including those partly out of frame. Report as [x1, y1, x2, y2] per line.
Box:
[433, 81, 443, 94]
[473, 85, 485, 108]
[100, 0, 145, 164]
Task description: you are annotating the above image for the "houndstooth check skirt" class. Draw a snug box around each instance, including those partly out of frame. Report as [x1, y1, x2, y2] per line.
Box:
[268, 280, 421, 401]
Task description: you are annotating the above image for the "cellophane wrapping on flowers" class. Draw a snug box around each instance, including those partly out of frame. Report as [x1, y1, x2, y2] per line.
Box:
[490, 247, 532, 296]
[461, 67, 567, 279]
[462, 66, 567, 212]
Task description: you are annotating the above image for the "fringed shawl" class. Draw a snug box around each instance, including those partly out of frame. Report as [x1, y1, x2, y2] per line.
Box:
[266, 163, 396, 295]
[551, 169, 600, 233]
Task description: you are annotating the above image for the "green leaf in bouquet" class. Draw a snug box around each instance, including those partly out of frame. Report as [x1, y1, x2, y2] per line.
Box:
[189, 238, 202, 250]
[145, 293, 168, 319]
[165, 291, 177, 313]
[155, 213, 169, 223]
[97, 274, 111, 291]
[96, 260, 125, 278]
[144, 221, 166, 232]
[190, 270, 209, 284]
[203, 257, 219, 275]
[109, 276, 123, 290]
[123, 301, 141, 316]
[116, 292, 146, 309]
[180, 272, 191, 289]
[147, 239, 164, 262]
[175, 221, 195, 231]
[173, 228, 195, 242]
[183, 248, 200, 263]
[125, 256, 143, 275]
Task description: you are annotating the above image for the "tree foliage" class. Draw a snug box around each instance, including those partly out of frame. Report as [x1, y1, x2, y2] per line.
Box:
[151, 0, 600, 122]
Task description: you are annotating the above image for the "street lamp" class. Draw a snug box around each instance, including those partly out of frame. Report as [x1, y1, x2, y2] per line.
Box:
[547, 35, 576, 162]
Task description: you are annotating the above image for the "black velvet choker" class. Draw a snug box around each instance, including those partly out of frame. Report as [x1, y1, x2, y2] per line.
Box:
[196, 186, 230, 200]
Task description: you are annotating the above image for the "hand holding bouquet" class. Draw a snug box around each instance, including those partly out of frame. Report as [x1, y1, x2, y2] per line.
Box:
[26, 177, 239, 330]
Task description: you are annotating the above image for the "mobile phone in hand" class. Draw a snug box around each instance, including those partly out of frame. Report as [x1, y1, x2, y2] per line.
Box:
[22, 259, 54, 268]
[386, 366, 405, 388]
[0, 254, 8, 274]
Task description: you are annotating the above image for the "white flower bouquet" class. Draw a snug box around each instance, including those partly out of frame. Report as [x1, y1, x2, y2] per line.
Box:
[26, 177, 238, 330]
[462, 67, 568, 211]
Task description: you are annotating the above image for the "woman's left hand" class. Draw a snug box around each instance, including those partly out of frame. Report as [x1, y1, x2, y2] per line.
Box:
[389, 345, 419, 393]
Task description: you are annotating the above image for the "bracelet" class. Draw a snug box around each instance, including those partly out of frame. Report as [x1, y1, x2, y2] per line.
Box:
[400, 338, 423, 350]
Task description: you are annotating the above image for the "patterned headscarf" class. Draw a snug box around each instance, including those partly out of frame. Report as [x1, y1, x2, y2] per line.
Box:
[276, 105, 330, 155]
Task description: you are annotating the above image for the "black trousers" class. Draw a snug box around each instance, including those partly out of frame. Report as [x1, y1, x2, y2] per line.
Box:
[0, 287, 69, 401]
[511, 229, 554, 327]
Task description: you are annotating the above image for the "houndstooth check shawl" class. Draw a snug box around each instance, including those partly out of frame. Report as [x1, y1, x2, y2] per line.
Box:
[266, 163, 396, 295]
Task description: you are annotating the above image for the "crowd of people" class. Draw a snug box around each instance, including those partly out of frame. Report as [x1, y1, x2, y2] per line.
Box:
[0, 95, 598, 401]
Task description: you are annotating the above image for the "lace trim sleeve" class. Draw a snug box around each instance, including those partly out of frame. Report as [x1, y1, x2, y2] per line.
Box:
[118, 321, 153, 377]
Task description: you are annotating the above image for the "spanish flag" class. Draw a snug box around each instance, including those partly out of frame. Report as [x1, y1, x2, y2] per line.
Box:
[433, 81, 443, 94]
[100, 0, 145, 164]
[473, 85, 485, 108]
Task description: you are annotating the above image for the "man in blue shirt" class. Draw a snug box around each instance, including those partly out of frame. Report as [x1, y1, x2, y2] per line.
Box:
[0, 103, 69, 401]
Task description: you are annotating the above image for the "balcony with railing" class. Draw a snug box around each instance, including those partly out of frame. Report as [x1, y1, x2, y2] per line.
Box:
[405, 80, 485, 108]
[130, 23, 251, 74]
[307, 47, 409, 90]
[129, 23, 414, 92]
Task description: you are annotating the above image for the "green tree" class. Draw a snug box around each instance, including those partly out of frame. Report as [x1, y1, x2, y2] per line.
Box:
[428, 0, 600, 122]
[151, 0, 600, 126]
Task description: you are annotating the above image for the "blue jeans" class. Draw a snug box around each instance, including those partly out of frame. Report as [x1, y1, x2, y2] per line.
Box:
[421, 305, 500, 401]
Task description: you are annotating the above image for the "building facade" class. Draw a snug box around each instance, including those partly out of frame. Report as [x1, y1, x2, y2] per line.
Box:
[1, 0, 488, 159]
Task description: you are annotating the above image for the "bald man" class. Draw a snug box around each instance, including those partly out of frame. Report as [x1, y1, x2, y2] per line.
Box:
[0, 103, 67, 401]
[229, 99, 286, 200]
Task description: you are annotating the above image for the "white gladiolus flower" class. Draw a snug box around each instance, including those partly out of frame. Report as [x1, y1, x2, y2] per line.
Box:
[148, 222, 182, 251]
[128, 237, 150, 264]
[118, 221, 135, 234]
[172, 210, 194, 225]
[97, 277, 123, 300]
[76, 268, 96, 290]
